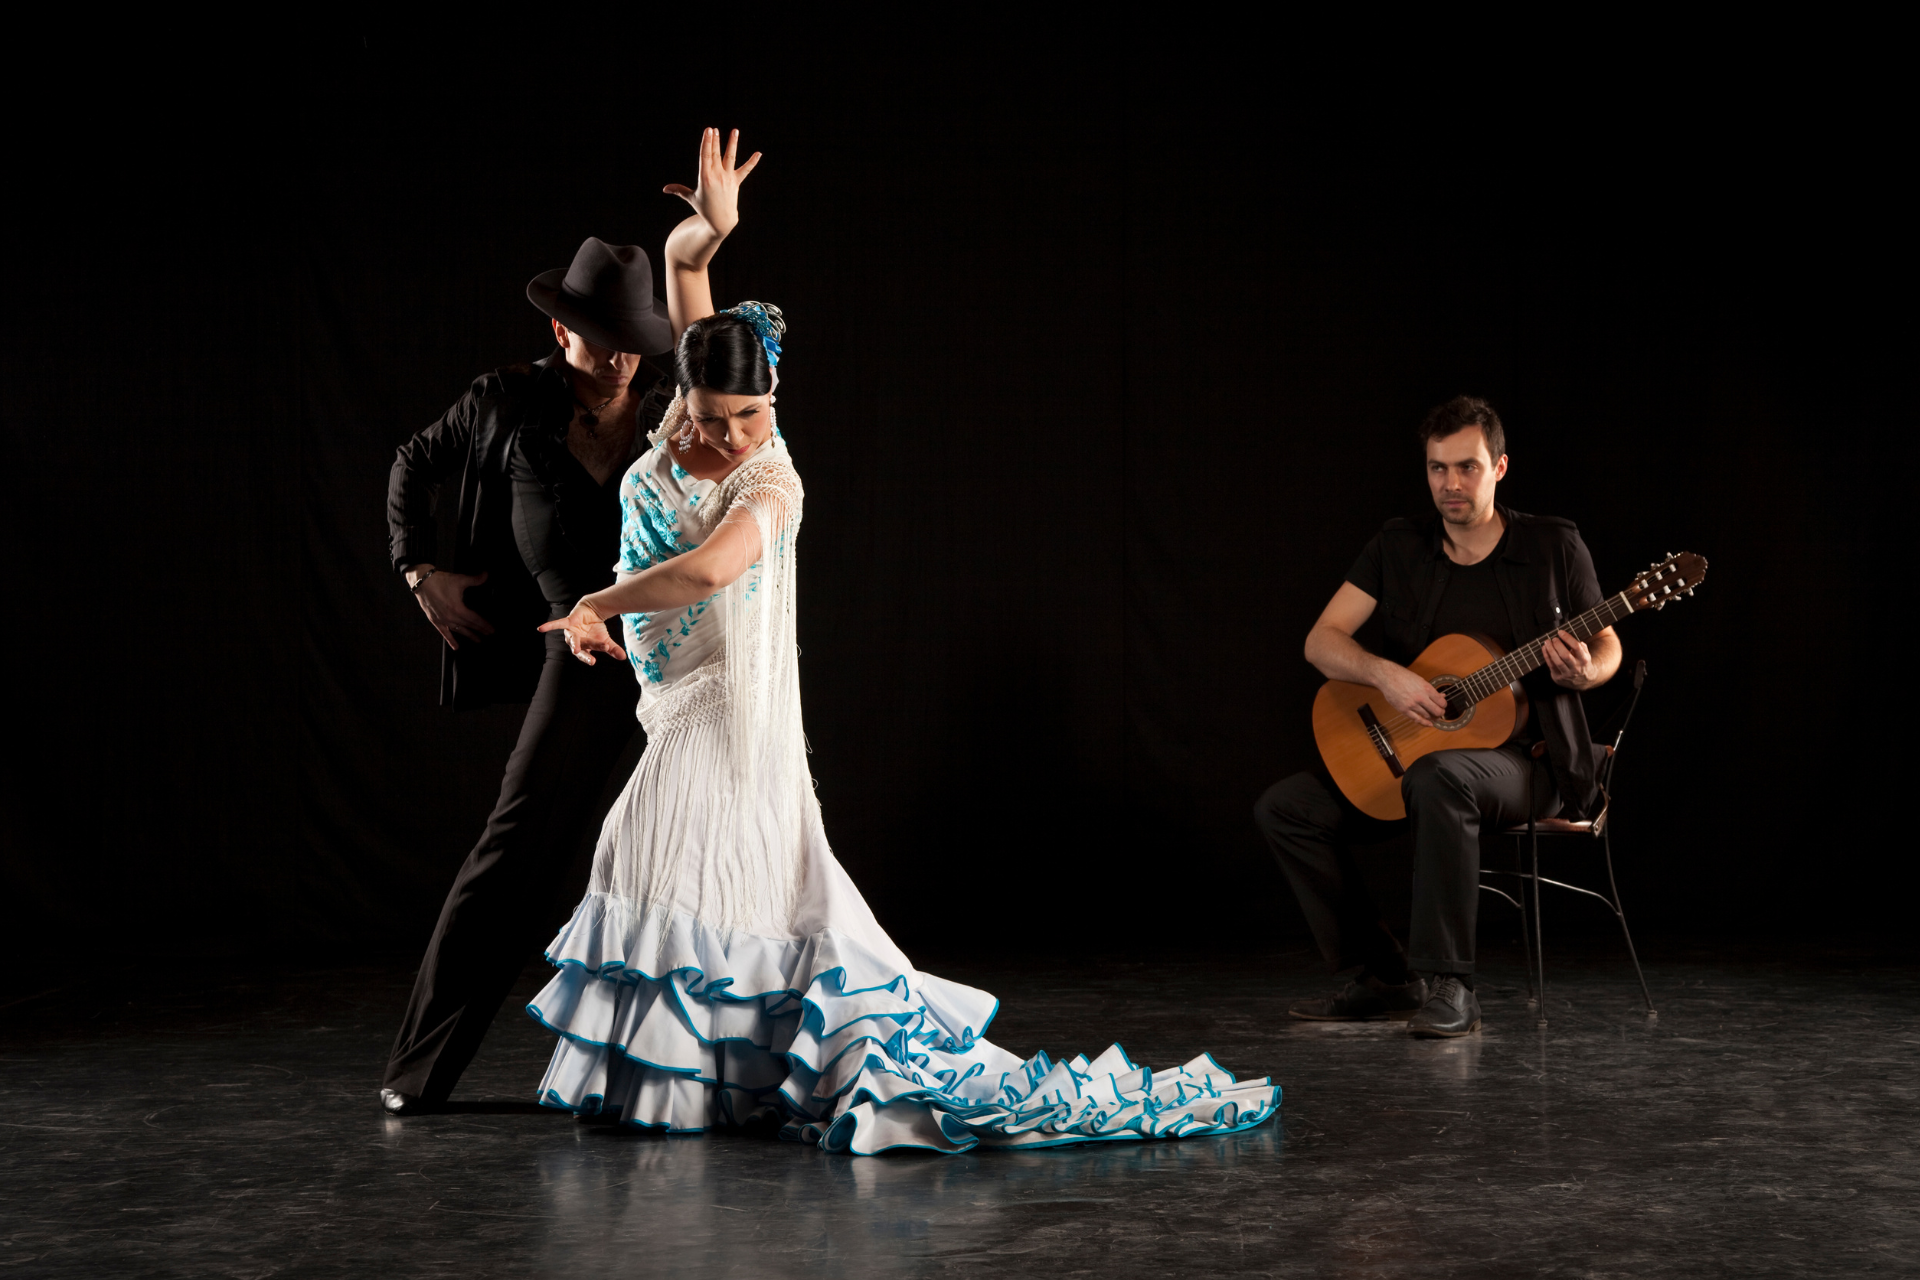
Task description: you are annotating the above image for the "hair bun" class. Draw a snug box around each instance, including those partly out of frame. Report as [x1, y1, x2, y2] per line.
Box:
[676, 306, 779, 396]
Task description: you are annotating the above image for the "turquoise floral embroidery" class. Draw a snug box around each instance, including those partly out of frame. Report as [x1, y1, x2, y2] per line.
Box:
[616, 456, 723, 685]
[616, 442, 794, 692]
[622, 612, 653, 678]
[642, 485, 693, 552]
[669, 598, 716, 646]
[618, 475, 700, 574]
[615, 485, 652, 574]
[641, 640, 671, 684]
[658, 598, 718, 661]
[667, 465, 706, 507]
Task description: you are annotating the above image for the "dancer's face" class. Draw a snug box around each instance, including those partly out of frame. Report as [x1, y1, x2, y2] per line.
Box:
[1425, 427, 1508, 527]
[553, 320, 641, 398]
[685, 386, 773, 463]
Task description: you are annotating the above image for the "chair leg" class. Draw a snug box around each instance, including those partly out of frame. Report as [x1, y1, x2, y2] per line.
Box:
[1602, 830, 1657, 1019]
[1529, 826, 1548, 1028]
[1514, 835, 1537, 1009]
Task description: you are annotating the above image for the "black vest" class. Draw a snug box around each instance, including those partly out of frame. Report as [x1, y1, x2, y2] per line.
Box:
[1366, 504, 1606, 819]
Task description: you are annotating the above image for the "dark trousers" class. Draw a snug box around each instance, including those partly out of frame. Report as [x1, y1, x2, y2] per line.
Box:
[1253, 745, 1558, 977]
[384, 629, 641, 1100]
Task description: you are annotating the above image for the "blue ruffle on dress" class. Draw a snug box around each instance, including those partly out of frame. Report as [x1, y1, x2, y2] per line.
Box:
[528, 894, 1280, 1154]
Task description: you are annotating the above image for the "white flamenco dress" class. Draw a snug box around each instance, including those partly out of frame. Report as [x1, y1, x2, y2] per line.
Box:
[528, 397, 1280, 1154]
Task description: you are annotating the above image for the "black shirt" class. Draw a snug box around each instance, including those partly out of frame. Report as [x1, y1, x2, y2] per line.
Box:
[387, 351, 671, 708]
[1424, 530, 1515, 655]
[510, 425, 631, 617]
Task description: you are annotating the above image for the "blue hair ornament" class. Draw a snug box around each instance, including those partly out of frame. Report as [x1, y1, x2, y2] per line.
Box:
[725, 300, 786, 369]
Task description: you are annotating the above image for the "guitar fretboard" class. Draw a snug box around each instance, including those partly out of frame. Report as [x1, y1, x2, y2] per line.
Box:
[1449, 592, 1638, 707]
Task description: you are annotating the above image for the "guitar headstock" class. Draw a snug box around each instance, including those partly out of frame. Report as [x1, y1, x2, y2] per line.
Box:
[1626, 551, 1708, 612]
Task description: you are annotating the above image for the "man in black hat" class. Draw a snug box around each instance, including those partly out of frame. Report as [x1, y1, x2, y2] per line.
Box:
[379, 238, 676, 1113]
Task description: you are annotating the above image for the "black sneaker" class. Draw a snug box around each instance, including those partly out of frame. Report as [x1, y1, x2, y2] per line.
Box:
[1289, 973, 1431, 1021]
[1407, 975, 1482, 1038]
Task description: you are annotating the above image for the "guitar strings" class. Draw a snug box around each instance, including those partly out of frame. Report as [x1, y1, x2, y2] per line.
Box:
[1361, 566, 1694, 739]
[1344, 562, 1696, 755]
[1365, 598, 1632, 738]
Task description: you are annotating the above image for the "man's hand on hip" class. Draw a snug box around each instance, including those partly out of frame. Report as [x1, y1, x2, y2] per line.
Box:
[408, 566, 496, 650]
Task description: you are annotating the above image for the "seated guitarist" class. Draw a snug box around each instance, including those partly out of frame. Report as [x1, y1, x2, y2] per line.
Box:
[1255, 396, 1621, 1037]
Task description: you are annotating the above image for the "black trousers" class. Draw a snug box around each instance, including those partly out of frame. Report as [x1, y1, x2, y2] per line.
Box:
[384, 628, 641, 1100]
[1253, 744, 1558, 977]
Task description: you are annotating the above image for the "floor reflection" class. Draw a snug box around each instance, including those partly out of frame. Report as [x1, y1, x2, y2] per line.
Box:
[534, 1123, 1284, 1273]
[9, 944, 1915, 1276]
[1406, 1028, 1483, 1082]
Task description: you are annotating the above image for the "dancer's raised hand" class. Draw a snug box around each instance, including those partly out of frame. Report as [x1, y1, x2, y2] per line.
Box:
[663, 127, 761, 240]
[537, 600, 629, 667]
[663, 128, 761, 339]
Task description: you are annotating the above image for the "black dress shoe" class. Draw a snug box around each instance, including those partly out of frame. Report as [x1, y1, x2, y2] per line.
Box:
[1408, 976, 1482, 1038]
[1289, 973, 1430, 1021]
[380, 1087, 430, 1115]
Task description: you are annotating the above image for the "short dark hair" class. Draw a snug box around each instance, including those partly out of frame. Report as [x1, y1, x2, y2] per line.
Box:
[675, 313, 772, 396]
[1419, 395, 1505, 461]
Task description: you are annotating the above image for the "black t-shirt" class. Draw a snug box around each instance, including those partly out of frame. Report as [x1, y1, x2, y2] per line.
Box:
[1427, 532, 1515, 654]
[1347, 528, 1519, 658]
[509, 431, 625, 613]
[1347, 524, 1528, 736]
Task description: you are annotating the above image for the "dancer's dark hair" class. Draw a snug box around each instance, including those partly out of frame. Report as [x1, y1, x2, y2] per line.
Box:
[1418, 395, 1505, 460]
[675, 314, 772, 396]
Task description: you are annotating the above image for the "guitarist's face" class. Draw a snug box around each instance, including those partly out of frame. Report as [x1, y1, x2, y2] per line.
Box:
[1425, 427, 1509, 528]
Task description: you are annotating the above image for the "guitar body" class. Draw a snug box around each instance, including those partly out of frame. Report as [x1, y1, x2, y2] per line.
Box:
[1313, 633, 1527, 821]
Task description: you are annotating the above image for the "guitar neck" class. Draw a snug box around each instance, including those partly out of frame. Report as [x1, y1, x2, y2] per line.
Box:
[1454, 592, 1637, 705]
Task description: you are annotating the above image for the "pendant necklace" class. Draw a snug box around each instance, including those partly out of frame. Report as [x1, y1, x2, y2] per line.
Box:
[575, 394, 615, 438]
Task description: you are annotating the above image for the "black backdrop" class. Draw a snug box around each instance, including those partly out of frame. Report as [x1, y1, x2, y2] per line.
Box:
[2, 34, 1905, 962]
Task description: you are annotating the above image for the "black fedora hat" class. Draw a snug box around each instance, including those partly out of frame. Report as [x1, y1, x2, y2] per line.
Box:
[527, 237, 673, 356]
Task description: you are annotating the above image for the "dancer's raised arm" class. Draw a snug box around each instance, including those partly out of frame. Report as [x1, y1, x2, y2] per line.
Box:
[662, 127, 761, 340]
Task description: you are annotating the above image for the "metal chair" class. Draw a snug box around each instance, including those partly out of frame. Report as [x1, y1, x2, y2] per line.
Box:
[1478, 659, 1656, 1026]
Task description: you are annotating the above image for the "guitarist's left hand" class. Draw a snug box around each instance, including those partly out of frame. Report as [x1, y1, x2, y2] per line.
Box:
[1544, 629, 1609, 690]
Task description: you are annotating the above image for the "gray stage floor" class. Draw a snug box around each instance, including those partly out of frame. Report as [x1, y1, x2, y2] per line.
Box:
[2, 941, 1914, 1277]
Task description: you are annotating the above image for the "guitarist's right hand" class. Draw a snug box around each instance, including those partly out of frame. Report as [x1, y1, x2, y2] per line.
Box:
[1378, 663, 1450, 728]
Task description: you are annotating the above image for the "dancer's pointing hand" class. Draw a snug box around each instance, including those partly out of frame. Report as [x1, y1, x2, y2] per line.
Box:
[663, 127, 761, 239]
[538, 600, 629, 667]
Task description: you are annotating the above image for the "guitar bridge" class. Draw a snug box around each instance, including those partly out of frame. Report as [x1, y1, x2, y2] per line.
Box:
[1357, 705, 1404, 778]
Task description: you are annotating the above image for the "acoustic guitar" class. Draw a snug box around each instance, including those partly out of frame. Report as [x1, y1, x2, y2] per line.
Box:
[1313, 551, 1708, 820]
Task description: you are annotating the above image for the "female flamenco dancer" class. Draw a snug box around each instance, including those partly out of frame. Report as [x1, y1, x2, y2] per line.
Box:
[527, 128, 1280, 1154]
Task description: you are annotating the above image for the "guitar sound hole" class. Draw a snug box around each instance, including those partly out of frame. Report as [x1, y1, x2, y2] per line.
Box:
[1430, 677, 1475, 731]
